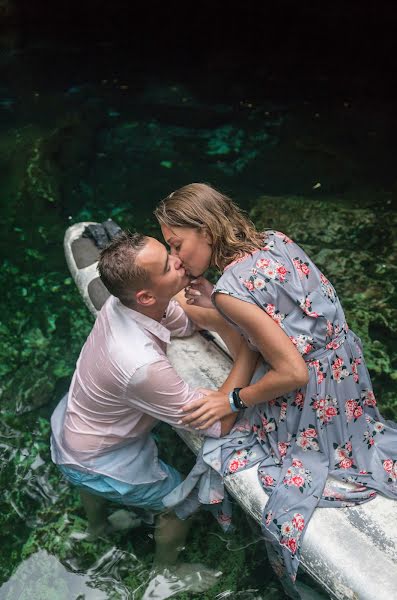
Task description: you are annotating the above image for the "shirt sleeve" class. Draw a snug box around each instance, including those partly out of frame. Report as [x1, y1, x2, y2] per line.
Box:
[126, 356, 221, 438]
[163, 299, 196, 338]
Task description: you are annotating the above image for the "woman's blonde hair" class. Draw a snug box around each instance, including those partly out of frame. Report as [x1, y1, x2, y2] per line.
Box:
[154, 183, 265, 271]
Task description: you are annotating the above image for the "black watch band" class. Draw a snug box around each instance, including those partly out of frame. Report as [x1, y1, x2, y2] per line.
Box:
[232, 387, 247, 410]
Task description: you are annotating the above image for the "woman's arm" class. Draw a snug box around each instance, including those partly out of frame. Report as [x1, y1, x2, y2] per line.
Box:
[181, 293, 308, 429]
[173, 287, 242, 359]
[218, 340, 259, 434]
[181, 337, 259, 433]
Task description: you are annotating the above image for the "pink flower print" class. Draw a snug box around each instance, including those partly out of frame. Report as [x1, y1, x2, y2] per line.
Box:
[293, 391, 305, 410]
[326, 338, 344, 350]
[279, 401, 288, 422]
[228, 459, 240, 473]
[296, 426, 319, 451]
[320, 273, 336, 301]
[262, 239, 275, 251]
[261, 415, 277, 433]
[281, 522, 294, 536]
[304, 427, 317, 438]
[265, 511, 273, 526]
[311, 395, 339, 428]
[383, 459, 393, 474]
[297, 436, 309, 449]
[299, 296, 319, 318]
[254, 277, 266, 289]
[275, 231, 293, 244]
[278, 441, 289, 457]
[292, 459, 303, 468]
[326, 320, 334, 338]
[287, 537, 298, 555]
[350, 357, 361, 383]
[252, 424, 267, 441]
[345, 399, 357, 420]
[264, 303, 275, 317]
[345, 399, 362, 422]
[353, 406, 363, 420]
[261, 473, 275, 487]
[256, 258, 270, 269]
[210, 498, 223, 504]
[293, 257, 311, 279]
[256, 256, 289, 283]
[361, 390, 377, 407]
[292, 513, 305, 532]
[374, 422, 385, 433]
[331, 355, 350, 382]
[290, 334, 314, 356]
[333, 440, 355, 470]
[276, 264, 288, 282]
[309, 359, 327, 384]
[291, 475, 305, 487]
[320, 273, 330, 285]
[243, 279, 254, 291]
[263, 303, 286, 328]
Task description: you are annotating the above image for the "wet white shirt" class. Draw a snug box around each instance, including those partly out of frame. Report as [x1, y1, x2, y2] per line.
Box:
[51, 295, 220, 485]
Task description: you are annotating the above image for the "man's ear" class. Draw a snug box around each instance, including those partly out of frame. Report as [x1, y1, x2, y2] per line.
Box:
[135, 289, 156, 307]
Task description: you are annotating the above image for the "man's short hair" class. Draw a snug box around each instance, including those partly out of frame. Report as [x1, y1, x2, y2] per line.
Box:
[98, 231, 149, 306]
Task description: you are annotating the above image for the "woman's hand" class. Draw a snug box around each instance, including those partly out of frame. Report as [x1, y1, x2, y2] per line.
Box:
[180, 388, 231, 429]
[185, 276, 215, 309]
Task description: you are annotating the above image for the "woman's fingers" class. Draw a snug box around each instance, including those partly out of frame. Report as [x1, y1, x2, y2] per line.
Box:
[197, 417, 217, 429]
[181, 405, 210, 424]
[180, 390, 212, 413]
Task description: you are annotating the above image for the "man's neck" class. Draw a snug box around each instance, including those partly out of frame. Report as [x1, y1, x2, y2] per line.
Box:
[124, 300, 169, 322]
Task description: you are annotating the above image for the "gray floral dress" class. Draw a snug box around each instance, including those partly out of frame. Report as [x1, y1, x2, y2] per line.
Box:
[164, 230, 397, 587]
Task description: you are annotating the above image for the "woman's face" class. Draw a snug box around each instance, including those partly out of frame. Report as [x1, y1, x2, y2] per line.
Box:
[160, 224, 212, 278]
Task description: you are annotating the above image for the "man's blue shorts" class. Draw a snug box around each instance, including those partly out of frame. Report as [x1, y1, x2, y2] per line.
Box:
[59, 462, 182, 513]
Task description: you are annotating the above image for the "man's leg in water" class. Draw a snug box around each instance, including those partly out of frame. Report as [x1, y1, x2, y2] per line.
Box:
[79, 489, 108, 536]
[142, 511, 221, 598]
[154, 511, 191, 566]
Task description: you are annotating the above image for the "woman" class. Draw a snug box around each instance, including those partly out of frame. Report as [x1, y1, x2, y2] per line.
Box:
[155, 183, 397, 583]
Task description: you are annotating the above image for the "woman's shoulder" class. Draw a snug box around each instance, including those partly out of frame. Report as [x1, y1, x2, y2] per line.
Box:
[263, 229, 295, 248]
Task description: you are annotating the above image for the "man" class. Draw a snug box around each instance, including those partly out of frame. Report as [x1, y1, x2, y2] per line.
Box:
[51, 231, 256, 582]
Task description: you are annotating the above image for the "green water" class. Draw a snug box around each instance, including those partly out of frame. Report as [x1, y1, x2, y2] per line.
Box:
[0, 37, 396, 600]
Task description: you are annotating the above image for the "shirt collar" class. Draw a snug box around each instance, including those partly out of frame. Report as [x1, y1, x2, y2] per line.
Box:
[112, 297, 171, 344]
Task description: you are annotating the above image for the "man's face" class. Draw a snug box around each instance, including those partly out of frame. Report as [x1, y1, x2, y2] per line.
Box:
[137, 237, 190, 303]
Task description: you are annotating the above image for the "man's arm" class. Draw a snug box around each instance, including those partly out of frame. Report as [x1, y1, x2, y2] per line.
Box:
[127, 357, 222, 438]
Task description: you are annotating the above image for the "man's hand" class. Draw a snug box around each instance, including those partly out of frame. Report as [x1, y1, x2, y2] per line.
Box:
[184, 277, 215, 309]
[180, 388, 232, 429]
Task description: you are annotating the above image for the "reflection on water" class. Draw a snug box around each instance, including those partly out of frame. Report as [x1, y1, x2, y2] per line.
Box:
[0, 30, 395, 600]
[0, 548, 141, 599]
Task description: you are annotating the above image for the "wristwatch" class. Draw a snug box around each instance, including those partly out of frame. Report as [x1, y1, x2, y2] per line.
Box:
[228, 387, 248, 412]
